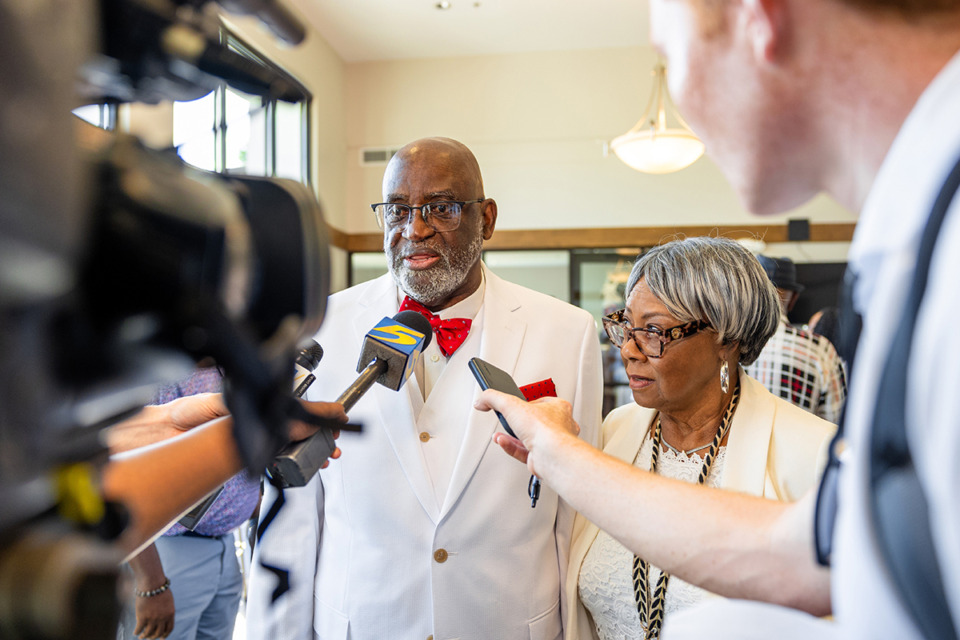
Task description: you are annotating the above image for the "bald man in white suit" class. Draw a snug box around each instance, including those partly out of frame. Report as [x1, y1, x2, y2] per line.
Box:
[247, 137, 603, 640]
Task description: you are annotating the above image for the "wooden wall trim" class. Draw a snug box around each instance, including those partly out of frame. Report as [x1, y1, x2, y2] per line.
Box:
[326, 224, 350, 250]
[326, 222, 856, 253]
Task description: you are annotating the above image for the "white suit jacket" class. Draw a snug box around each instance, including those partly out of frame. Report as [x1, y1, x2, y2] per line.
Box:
[248, 265, 603, 640]
[563, 372, 837, 640]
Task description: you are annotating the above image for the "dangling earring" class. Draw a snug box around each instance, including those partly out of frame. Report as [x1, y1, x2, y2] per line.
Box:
[720, 361, 730, 394]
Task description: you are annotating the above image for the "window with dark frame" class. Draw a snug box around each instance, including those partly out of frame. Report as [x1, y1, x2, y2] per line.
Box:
[173, 31, 311, 183]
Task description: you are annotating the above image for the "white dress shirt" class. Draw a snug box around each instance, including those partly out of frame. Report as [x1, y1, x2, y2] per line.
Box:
[401, 276, 485, 507]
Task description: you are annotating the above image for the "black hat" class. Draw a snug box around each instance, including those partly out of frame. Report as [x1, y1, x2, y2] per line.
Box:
[757, 255, 804, 292]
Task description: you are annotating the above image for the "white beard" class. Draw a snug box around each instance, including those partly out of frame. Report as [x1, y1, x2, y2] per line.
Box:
[387, 231, 483, 307]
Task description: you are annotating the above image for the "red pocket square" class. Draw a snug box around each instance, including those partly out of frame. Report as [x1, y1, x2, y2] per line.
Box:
[519, 378, 557, 401]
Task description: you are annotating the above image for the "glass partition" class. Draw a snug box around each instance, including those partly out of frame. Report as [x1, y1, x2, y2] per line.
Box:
[483, 250, 569, 302]
[347, 246, 846, 417]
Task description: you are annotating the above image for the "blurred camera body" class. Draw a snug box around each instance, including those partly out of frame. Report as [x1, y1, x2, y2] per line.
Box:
[0, 1, 327, 636]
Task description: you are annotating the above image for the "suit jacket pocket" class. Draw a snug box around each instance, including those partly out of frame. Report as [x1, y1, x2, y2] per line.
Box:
[528, 597, 562, 640]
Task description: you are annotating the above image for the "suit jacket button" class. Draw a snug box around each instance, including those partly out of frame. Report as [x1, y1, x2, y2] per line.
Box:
[427, 636, 433, 640]
[419, 431, 431, 443]
[433, 548, 448, 563]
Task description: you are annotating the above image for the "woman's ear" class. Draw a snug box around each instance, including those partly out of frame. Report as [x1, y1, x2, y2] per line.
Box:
[719, 339, 742, 365]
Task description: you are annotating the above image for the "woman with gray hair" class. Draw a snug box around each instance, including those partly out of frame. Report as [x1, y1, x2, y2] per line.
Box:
[564, 237, 836, 640]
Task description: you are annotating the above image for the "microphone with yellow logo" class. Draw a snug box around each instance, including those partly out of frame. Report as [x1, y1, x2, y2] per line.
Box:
[267, 310, 432, 487]
[339, 310, 432, 406]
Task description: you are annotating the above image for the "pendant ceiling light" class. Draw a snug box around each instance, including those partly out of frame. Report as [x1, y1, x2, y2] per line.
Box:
[610, 60, 705, 174]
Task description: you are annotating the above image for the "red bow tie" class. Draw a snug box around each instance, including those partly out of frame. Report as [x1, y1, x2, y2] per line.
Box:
[399, 297, 473, 357]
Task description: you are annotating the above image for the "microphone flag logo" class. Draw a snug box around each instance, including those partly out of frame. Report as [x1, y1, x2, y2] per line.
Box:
[367, 317, 427, 381]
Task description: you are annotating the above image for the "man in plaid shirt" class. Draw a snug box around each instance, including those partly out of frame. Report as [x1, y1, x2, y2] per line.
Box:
[744, 256, 847, 424]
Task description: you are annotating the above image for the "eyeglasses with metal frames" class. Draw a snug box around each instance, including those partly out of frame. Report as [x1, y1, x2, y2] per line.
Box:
[602, 308, 710, 358]
[370, 199, 484, 232]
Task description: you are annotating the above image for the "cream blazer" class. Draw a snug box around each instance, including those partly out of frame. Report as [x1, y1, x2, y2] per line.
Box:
[247, 264, 604, 640]
[564, 371, 837, 640]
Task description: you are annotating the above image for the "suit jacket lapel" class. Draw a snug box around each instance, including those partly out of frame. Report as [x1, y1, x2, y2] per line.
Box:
[569, 405, 652, 597]
[722, 371, 774, 495]
[355, 275, 441, 523]
[604, 408, 651, 466]
[439, 267, 525, 520]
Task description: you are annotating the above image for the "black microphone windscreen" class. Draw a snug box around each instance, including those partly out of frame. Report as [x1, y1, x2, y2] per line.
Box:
[296, 340, 324, 371]
[304, 341, 324, 363]
[393, 310, 433, 349]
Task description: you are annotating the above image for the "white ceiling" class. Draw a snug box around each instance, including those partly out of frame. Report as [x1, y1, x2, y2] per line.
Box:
[287, 0, 650, 63]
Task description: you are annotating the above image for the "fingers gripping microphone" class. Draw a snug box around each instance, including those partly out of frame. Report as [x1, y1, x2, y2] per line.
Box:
[264, 340, 330, 486]
[180, 341, 324, 528]
[267, 311, 432, 487]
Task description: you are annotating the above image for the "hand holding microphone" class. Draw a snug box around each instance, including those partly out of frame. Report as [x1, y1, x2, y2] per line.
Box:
[177, 341, 330, 528]
[287, 343, 350, 452]
[267, 311, 432, 487]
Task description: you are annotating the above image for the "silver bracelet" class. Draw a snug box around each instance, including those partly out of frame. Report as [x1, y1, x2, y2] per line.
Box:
[135, 577, 170, 598]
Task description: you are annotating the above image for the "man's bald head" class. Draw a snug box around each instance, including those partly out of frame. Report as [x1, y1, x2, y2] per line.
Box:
[383, 137, 485, 201]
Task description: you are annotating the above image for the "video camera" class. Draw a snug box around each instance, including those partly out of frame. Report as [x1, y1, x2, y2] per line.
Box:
[0, 0, 328, 636]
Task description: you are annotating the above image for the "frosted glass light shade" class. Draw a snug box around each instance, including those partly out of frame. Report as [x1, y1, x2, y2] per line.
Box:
[610, 128, 705, 174]
[611, 60, 705, 175]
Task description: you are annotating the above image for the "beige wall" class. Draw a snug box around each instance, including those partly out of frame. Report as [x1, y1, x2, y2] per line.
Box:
[121, 102, 174, 148]
[343, 46, 856, 262]
[122, 19, 856, 290]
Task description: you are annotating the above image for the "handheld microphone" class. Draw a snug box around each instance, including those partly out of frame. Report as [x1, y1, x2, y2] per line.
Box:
[293, 341, 324, 397]
[338, 310, 432, 410]
[267, 311, 432, 487]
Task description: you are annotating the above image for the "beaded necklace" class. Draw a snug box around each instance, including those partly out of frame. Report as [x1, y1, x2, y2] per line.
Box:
[632, 381, 741, 639]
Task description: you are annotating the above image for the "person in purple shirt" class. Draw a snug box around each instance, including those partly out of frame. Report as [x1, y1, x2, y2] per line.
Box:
[118, 368, 260, 640]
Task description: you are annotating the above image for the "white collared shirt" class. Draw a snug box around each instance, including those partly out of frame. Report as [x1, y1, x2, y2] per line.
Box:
[399, 272, 485, 400]
[398, 272, 486, 507]
[835, 49, 960, 637]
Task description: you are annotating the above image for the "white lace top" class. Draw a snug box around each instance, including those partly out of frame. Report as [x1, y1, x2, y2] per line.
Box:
[578, 432, 728, 640]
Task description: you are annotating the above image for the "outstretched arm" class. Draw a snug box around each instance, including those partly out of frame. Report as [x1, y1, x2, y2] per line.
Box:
[103, 397, 346, 556]
[106, 393, 229, 453]
[478, 391, 831, 616]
